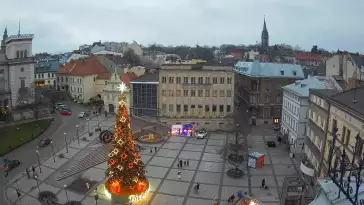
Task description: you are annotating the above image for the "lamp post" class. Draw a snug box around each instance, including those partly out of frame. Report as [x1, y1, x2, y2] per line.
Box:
[50, 140, 55, 163]
[64, 133, 68, 153]
[34, 175, 40, 193]
[87, 118, 90, 136]
[96, 112, 100, 131]
[35, 148, 42, 173]
[76, 125, 80, 145]
[64, 185, 69, 202]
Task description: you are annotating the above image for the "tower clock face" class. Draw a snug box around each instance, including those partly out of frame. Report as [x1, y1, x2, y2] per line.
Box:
[248, 157, 256, 168]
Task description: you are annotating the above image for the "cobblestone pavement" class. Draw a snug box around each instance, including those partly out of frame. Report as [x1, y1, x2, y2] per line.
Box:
[5, 121, 302, 205]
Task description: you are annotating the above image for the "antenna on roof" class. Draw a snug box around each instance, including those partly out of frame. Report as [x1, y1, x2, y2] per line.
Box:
[18, 18, 21, 35]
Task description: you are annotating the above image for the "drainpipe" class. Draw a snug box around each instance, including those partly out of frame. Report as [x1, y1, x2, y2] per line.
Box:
[316, 102, 331, 178]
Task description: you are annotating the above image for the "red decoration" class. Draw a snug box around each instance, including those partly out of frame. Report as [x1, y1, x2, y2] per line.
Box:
[109, 180, 121, 194]
[136, 181, 147, 192]
[109, 159, 115, 165]
[117, 127, 121, 133]
[131, 144, 135, 151]
[128, 163, 134, 169]
[121, 152, 127, 159]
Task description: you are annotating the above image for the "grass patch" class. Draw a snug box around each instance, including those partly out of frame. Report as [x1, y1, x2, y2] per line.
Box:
[0, 119, 52, 156]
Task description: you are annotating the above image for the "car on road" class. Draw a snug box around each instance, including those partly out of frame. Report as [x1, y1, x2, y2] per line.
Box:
[60, 110, 72, 116]
[38, 139, 52, 147]
[55, 103, 64, 110]
[3, 159, 20, 172]
[77, 112, 89, 118]
[196, 130, 208, 139]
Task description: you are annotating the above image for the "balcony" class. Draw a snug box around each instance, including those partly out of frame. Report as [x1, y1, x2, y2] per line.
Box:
[300, 158, 315, 177]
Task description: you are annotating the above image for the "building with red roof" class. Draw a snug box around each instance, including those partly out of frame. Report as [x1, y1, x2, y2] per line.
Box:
[295, 52, 323, 66]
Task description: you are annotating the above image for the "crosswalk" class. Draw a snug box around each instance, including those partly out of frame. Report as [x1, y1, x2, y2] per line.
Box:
[56, 144, 112, 181]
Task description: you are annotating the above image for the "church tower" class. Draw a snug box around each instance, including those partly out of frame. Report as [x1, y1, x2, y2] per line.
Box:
[261, 17, 269, 52]
[1, 27, 8, 52]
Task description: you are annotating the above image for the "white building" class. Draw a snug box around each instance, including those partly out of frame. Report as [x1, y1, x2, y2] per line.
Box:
[0, 27, 35, 109]
[103, 71, 137, 114]
[281, 76, 342, 154]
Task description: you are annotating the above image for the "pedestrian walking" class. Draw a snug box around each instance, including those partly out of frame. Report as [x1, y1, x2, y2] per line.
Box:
[179, 160, 183, 167]
[261, 178, 266, 188]
[150, 148, 153, 153]
[212, 197, 218, 205]
[230, 194, 235, 203]
[154, 147, 157, 152]
[32, 165, 35, 173]
[196, 183, 200, 194]
[26, 168, 30, 179]
[177, 163, 180, 168]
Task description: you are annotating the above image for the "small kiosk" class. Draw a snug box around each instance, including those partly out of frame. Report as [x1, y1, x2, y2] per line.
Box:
[171, 124, 194, 136]
[248, 152, 265, 169]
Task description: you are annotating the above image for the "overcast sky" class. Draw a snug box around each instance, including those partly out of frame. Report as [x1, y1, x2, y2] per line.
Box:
[0, 0, 363, 54]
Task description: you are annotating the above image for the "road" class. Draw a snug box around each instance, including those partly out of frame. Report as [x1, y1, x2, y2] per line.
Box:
[3, 101, 94, 182]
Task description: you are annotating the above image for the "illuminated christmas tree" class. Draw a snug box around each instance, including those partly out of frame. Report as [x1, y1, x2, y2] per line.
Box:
[105, 82, 149, 203]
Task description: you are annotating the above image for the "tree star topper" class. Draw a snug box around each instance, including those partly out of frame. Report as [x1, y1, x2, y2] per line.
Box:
[118, 82, 127, 93]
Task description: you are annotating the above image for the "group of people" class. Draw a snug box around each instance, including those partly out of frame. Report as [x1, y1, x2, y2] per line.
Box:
[149, 147, 158, 153]
[227, 194, 236, 204]
[177, 159, 189, 168]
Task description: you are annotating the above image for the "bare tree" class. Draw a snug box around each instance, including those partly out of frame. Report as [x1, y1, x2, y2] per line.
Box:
[17, 86, 43, 120]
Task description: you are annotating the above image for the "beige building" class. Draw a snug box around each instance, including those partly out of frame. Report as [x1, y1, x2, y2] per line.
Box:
[158, 63, 235, 130]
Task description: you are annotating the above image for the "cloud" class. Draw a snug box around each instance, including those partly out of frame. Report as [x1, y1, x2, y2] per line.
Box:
[0, 0, 363, 53]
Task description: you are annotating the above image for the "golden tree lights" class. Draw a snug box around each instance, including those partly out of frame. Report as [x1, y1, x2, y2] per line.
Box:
[105, 82, 149, 202]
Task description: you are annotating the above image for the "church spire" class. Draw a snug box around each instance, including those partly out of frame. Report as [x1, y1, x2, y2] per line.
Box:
[261, 16, 269, 38]
[1, 27, 8, 51]
[261, 16, 269, 52]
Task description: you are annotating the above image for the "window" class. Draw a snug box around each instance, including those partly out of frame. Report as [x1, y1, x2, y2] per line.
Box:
[220, 77, 225, 84]
[276, 94, 281, 103]
[332, 119, 337, 133]
[341, 126, 346, 142]
[191, 90, 196, 97]
[105, 81, 107, 85]
[24, 50, 28, 58]
[168, 90, 174, 97]
[356, 138, 363, 157]
[183, 77, 188, 84]
[162, 104, 166, 113]
[42, 73, 44, 78]
[205, 77, 210, 84]
[176, 77, 181, 84]
[205, 90, 210, 97]
[213, 90, 217, 97]
[93, 77, 96, 82]
[227, 105, 231, 112]
[20, 67, 24, 72]
[169, 104, 174, 113]
[169, 77, 174, 84]
[20, 79, 25, 88]
[183, 105, 188, 112]
[162, 77, 167, 83]
[212, 105, 217, 112]
[20, 51, 24, 58]
[227, 90, 232, 97]
[345, 129, 351, 145]
[227, 77, 232, 84]
[176, 104, 181, 113]
[16, 51, 20, 58]
[213, 77, 218, 84]
[198, 77, 203, 84]
[52, 73, 54, 77]
[183, 90, 188, 97]
[191, 105, 196, 114]
[176, 90, 181, 97]
[220, 90, 225, 97]
[48, 73, 50, 78]
[265, 94, 270, 103]
[162, 90, 167, 96]
[191, 77, 196, 84]
[198, 90, 203, 97]
[205, 105, 210, 112]
[219, 105, 224, 112]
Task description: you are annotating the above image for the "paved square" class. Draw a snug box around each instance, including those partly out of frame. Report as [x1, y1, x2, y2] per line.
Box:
[9, 114, 301, 205]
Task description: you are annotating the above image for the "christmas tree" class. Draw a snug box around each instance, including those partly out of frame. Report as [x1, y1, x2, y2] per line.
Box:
[105, 83, 149, 202]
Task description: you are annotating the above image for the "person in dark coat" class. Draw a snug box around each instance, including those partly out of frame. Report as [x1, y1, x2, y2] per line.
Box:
[261, 178, 266, 188]
[179, 160, 183, 167]
[230, 194, 235, 203]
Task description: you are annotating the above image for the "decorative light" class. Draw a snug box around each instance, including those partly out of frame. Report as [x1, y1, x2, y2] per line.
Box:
[249, 201, 257, 205]
[128, 187, 150, 203]
[117, 165, 123, 171]
[118, 82, 127, 93]
[120, 116, 126, 122]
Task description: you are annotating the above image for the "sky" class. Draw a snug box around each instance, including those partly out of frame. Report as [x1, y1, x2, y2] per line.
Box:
[0, 0, 363, 54]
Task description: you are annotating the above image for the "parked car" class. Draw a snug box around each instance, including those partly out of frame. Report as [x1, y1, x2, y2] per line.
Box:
[38, 139, 51, 147]
[196, 130, 208, 139]
[266, 141, 277, 148]
[3, 160, 20, 172]
[77, 112, 89, 118]
[60, 110, 72, 116]
[55, 103, 64, 110]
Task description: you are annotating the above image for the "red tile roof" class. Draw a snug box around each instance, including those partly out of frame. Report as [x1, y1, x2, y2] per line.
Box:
[96, 72, 138, 85]
[296, 52, 322, 61]
[56, 56, 108, 76]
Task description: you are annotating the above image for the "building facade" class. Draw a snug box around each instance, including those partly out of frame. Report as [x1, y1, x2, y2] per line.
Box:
[235, 61, 304, 125]
[130, 73, 159, 117]
[34, 59, 60, 88]
[158, 63, 235, 130]
[0, 27, 35, 109]
[281, 76, 342, 155]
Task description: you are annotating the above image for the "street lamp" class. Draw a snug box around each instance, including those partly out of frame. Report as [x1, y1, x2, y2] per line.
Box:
[64, 185, 69, 202]
[76, 125, 80, 145]
[50, 140, 55, 163]
[64, 133, 69, 153]
[34, 175, 40, 193]
[96, 112, 100, 132]
[35, 148, 42, 173]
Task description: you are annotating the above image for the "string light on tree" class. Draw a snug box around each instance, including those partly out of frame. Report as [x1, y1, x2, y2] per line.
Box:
[104, 81, 149, 203]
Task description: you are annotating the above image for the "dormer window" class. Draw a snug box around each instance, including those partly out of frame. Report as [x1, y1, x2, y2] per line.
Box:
[293, 70, 297, 76]
[280, 69, 284, 75]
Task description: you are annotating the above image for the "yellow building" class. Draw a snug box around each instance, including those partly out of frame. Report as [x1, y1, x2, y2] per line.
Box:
[158, 62, 235, 130]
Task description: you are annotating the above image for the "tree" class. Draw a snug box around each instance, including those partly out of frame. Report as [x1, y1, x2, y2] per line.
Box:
[105, 83, 149, 199]
[311, 45, 318, 53]
[124, 49, 141, 66]
[17, 86, 44, 120]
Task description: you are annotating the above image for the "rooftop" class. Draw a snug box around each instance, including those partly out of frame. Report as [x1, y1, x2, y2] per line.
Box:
[309, 89, 341, 99]
[130, 72, 159, 84]
[329, 86, 364, 119]
[56, 56, 108, 76]
[35, 59, 61, 73]
[283, 76, 342, 97]
[96, 72, 137, 85]
[234, 60, 304, 78]
[161, 62, 234, 71]
[296, 52, 322, 61]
